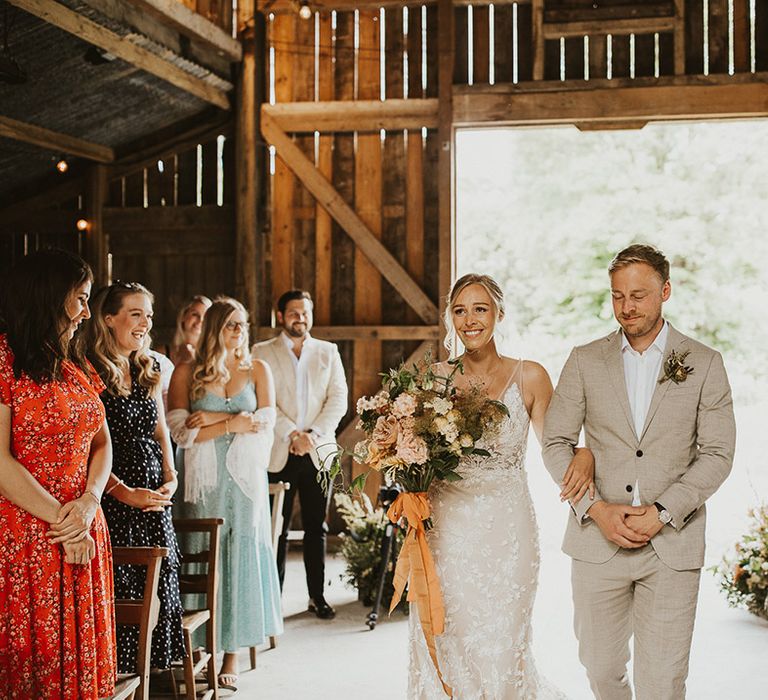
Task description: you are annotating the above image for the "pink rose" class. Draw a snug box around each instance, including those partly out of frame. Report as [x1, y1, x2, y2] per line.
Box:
[396, 429, 429, 465]
[365, 441, 384, 471]
[372, 415, 399, 448]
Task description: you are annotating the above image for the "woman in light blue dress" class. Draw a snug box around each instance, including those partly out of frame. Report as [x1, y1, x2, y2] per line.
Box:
[168, 297, 283, 691]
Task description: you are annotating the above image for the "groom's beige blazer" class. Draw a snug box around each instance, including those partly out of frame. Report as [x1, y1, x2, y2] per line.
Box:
[251, 334, 348, 473]
[542, 324, 736, 571]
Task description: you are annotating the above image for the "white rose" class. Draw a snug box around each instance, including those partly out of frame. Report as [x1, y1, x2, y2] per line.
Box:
[434, 416, 449, 432]
[429, 397, 453, 416]
[443, 425, 459, 443]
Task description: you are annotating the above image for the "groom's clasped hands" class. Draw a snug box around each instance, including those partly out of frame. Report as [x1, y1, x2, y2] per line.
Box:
[587, 501, 663, 548]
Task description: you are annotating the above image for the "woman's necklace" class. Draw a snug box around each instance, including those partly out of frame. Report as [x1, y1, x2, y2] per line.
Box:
[462, 355, 504, 392]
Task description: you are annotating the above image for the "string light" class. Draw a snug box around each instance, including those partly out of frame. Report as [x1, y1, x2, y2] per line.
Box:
[298, 0, 312, 20]
[55, 158, 68, 173]
[76, 218, 89, 232]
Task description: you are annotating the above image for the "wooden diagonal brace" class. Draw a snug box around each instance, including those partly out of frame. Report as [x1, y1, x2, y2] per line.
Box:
[261, 111, 440, 326]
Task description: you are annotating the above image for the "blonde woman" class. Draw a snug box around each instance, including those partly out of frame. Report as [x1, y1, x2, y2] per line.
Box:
[409, 274, 595, 699]
[85, 281, 185, 674]
[161, 295, 212, 366]
[168, 297, 283, 691]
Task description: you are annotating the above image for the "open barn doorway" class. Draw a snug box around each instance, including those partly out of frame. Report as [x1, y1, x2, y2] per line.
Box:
[455, 120, 768, 696]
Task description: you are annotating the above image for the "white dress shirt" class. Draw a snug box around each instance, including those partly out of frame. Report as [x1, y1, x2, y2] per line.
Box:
[280, 331, 316, 434]
[621, 320, 669, 506]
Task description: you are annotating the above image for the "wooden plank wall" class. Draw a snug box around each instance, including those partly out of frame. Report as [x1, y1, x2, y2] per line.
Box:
[451, 0, 768, 84]
[266, 7, 442, 432]
[179, 0, 235, 33]
[0, 227, 83, 274]
[105, 132, 236, 344]
[0, 188, 87, 275]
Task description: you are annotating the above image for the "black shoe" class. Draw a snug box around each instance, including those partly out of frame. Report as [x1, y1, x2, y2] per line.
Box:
[308, 597, 336, 619]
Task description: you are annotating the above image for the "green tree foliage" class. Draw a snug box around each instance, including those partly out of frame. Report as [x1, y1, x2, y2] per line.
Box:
[456, 121, 768, 393]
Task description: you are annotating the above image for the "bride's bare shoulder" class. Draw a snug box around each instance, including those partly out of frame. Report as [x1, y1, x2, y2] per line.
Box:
[520, 360, 553, 389]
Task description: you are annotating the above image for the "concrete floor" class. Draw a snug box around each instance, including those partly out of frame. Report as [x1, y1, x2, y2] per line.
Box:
[164, 415, 768, 699]
[228, 551, 767, 699]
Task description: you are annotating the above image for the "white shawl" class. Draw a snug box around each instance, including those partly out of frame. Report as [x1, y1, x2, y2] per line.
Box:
[168, 408, 276, 515]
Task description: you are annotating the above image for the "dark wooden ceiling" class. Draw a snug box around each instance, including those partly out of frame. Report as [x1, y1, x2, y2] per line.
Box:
[0, 0, 226, 203]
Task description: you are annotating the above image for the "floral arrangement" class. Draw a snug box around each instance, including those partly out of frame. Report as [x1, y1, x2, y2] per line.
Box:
[334, 492, 405, 610]
[711, 505, 768, 621]
[659, 348, 694, 384]
[322, 358, 509, 496]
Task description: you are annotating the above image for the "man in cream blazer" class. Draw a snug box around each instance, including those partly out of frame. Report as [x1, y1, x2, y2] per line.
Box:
[543, 245, 736, 700]
[251, 290, 348, 619]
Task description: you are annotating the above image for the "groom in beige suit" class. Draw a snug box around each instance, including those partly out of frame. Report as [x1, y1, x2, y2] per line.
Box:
[543, 245, 736, 699]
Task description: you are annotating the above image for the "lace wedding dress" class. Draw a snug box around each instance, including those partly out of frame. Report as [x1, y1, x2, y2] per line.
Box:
[408, 369, 567, 700]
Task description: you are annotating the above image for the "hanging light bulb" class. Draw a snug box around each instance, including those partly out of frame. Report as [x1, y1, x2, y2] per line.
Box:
[55, 158, 69, 173]
[298, 0, 312, 20]
[76, 218, 89, 232]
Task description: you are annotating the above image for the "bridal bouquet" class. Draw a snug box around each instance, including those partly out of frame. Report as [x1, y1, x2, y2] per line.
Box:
[326, 357, 507, 697]
[324, 358, 509, 496]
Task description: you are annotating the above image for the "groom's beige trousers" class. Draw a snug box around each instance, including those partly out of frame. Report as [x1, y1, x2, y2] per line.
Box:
[572, 545, 700, 700]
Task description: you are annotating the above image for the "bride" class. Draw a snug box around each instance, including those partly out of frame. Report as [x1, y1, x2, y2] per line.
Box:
[408, 273, 594, 699]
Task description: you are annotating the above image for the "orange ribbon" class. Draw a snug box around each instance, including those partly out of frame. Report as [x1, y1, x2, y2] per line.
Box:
[387, 492, 452, 698]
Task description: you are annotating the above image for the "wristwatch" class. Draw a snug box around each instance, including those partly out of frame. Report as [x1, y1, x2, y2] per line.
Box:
[654, 502, 673, 525]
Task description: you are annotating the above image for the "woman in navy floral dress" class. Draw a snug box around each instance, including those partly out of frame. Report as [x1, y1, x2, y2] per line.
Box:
[85, 281, 185, 673]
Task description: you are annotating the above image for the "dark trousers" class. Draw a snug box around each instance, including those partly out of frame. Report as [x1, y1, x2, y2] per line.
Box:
[268, 453, 331, 600]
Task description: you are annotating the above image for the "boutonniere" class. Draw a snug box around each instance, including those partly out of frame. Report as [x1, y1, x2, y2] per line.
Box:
[659, 349, 694, 384]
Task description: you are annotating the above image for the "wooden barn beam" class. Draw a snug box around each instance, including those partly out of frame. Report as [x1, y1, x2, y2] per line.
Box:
[262, 99, 439, 132]
[261, 111, 440, 325]
[532, 0, 544, 81]
[542, 16, 675, 39]
[673, 0, 686, 75]
[543, 3, 673, 22]
[84, 165, 109, 286]
[6, 0, 231, 109]
[79, 0, 240, 70]
[234, 4, 262, 329]
[256, 325, 440, 341]
[437, 0, 454, 354]
[114, 0, 241, 61]
[258, 0, 531, 11]
[0, 116, 114, 163]
[453, 75, 768, 126]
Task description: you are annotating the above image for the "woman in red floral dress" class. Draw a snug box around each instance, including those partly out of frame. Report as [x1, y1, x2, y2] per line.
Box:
[0, 250, 116, 699]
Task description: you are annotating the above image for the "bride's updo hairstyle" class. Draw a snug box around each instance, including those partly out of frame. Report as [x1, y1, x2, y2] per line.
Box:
[443, 273, 505, 355]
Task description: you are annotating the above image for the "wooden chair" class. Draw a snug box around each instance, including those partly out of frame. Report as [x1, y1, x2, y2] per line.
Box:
[248, 480, 290, 670]
[108, 546, 169, 700]
[173, 518, 223, 700]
